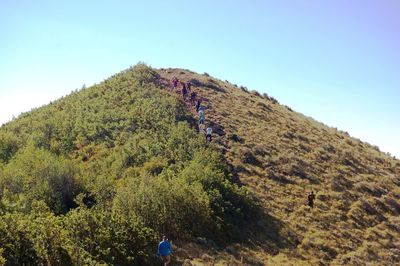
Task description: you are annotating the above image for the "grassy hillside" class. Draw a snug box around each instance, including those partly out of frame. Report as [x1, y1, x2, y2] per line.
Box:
[0, 64, 399, 265]
[157, 68, 400, 265]
[0, 64, 257, 265]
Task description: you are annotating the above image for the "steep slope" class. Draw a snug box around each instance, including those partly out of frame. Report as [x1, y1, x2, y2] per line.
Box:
[0, 64, 399, 265]
[0, 65, 257, 265]
[157, 68, 400, 265]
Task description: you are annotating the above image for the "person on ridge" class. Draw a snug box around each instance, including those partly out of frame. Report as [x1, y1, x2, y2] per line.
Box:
[307, 191, 316, 209]
[157, 235, 173, 265]
[206, 126, 213, 142]
[198, 108, 205, 125]
[195, 99, 202, 113]
[172, 77, 178, 90]
[181, 82, 188, 101]
[187, 81, 192, 91]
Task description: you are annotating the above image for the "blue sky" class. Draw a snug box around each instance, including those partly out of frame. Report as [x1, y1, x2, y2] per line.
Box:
[1, 0, 399, 158]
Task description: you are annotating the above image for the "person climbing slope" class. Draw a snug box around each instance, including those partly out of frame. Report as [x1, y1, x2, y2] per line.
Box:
[181, 82, 188, 101]
[198, 107, 205, 125]
[307, 191, 316, 209]
[186, 81, 191, 91]
[206, 126, 213, 142]
[172, 77, 178, 90]
[157, 235, 173, 265]
[195, 99, 202, 113]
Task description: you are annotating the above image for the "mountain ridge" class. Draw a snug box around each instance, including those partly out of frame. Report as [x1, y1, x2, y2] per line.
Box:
[0, 64, 399, 265]
[156, 67, 400, 264]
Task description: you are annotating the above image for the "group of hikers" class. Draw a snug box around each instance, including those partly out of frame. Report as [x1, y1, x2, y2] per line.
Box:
[156, 76, 317, 265]
[171, 77, 213, 142]
[172, 77, 196, 103]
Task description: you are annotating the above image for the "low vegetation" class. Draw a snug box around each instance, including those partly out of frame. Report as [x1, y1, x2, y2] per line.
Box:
[0, 64, 398, 265]
[0, 64, 257, 265]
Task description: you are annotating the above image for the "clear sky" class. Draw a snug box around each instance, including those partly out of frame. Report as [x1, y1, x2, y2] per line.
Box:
[1, 0, 399, 158]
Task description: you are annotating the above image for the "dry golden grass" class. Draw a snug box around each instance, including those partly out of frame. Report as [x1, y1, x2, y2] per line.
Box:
[157, 68, 400, 265]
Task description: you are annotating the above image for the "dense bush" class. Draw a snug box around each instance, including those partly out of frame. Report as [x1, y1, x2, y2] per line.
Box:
[113, 177, 212, 239]
[0, 133, 19, 164]
[0, 201, 72, 265]
[0, 144, 80, 214]
[0, 63, 258, 264]
[65, 206, 157, 265]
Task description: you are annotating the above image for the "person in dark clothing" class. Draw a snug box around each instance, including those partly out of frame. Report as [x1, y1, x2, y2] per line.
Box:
[172, 77, 178, 90]
[186, 81, 191, 91]
[307, 191, 316, 208]
[181, 82, 188, 100]
[195, 99, 202, 113]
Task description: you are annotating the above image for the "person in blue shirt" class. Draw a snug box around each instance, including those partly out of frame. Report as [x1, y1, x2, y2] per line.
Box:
[157, 235, 173, 265]
[198, 108, 205, 125]
[206, 126, 213, 142]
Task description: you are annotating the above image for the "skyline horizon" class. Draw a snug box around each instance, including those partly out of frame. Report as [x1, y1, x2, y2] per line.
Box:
[0, 62, 398, 159]
[1, 0, 399, 158]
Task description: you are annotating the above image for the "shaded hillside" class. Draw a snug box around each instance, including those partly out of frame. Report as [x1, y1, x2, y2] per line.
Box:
[157, 68, 400, 265]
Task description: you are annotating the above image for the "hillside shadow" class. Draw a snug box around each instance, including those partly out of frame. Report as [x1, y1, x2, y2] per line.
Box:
[190, 78, 227, 93]
[170, 210, 299, 265]
[239, 211, 300, 254]
[267, 169, 296, 184]
[207, 120, 225, 136]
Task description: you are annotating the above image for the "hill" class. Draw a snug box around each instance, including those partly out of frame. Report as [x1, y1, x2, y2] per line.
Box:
[157, 68, 400, 265]
[0, 64, 399, 265]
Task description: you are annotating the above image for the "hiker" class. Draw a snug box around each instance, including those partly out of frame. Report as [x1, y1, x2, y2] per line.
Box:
[206, 126, 213, 142]
[190, 91, 197, 105]
[157, 235, 173, 266]
[172, 77, 178, 90]
[181, 82, 188, 101]
[307, 191, 316, 209]
[187, 81, 192, 91]
[195, 99, 202, 113]
[198, 108, 205, 125]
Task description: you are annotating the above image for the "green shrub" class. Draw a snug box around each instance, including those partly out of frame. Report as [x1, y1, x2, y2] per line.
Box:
[0, 132, 19, 163]
[65, 207, 157, 265]
[0, 143, 81, 214]
[177, 150, 259, 238]
[0, 249, 5, 266]
[113, 176, 213, 239]
[130, 63, 160, 86]
[0, 63, 259, 263]
[0, 201, 72, 265]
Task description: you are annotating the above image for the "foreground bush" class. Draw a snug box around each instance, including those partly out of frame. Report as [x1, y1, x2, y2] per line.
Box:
[0, 144, 80, 214]
[65, 206, 158, 265]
